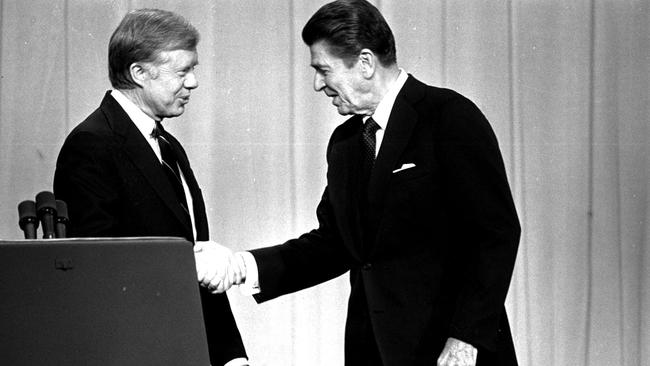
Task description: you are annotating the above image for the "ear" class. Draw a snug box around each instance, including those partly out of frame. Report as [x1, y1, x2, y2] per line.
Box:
[358, 49, 376, 79]
[129, 62, 150, 87]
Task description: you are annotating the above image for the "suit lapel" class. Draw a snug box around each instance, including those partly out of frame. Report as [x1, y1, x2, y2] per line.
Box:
[366, 76, 426, 232]
[100, 92, 193, 236]
[166, 133, 210, 241]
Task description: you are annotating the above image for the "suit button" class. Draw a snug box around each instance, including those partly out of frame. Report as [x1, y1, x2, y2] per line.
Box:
[362, 263, 372, 270]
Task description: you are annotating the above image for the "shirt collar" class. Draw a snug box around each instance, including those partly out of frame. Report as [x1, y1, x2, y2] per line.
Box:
[366, 68, 408, 129]
[110, 89, 158, 139]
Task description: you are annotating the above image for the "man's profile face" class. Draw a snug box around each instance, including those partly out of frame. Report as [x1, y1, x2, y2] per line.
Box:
[140, 49, 199, 121]
[309, 40, 370, 116]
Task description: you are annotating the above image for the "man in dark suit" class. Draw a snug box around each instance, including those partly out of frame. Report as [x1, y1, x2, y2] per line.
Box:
[196, 1, 520, 365]
[53, 9, 248, 366]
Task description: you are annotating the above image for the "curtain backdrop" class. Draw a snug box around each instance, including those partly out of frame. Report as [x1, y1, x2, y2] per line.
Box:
[1, 1, 648, 365]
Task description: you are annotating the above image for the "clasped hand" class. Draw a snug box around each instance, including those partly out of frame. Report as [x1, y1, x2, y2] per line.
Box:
[194, 241, 246, 293]
[437, 337, 477, 366]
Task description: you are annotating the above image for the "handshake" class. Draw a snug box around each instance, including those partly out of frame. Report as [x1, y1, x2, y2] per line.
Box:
[194, 241, 250, 294]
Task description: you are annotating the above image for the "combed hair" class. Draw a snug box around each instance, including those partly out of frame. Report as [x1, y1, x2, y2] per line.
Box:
[108, 8, 199, 89]
[301, 0, 396, 67]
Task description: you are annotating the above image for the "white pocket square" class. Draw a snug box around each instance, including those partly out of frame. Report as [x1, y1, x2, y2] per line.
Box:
[392, 163, 416, 173]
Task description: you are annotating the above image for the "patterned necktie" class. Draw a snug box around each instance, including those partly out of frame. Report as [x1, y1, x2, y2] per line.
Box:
[361, 117, 380, 167]
[360, 117, 380, 187]
[152, 122, 190, 217]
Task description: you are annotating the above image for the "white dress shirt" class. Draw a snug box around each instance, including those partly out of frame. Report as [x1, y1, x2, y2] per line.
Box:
[363, 68, 409, 157]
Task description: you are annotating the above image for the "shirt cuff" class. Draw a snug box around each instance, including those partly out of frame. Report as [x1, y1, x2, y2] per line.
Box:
[224, 357, 249, 366]
[237, 251, 260, 296]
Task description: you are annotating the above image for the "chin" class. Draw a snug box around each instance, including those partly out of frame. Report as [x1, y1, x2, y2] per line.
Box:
[170, 107, 185, 117]
[336, 108, 354, 116]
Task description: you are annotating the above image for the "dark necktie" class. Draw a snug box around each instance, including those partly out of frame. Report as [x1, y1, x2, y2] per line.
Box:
[361, 117, 381, 179]
[152, 123, 190, 217]
[359, 117, 380, 251]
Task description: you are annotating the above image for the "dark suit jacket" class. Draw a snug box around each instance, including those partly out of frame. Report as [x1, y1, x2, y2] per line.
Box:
[251, 76, 520, 366]
[54, 91, 246, 365]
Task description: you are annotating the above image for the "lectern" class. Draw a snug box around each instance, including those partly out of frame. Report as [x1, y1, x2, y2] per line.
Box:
[0, 237, 210, 366]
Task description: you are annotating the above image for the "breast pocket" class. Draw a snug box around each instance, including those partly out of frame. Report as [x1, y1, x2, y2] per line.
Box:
[387, 165, 439, 210]
[391, 165, 431, 183]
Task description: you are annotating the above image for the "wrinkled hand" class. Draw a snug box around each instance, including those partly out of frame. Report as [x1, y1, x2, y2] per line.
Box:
[437, 337, 477, 366]
[194, 241, 246, 293]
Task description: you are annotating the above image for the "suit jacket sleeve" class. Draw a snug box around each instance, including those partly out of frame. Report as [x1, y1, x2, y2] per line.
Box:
[54, 129, 122, 237]
[437, 95, 520, 351]
[251, 187, 353, 303]
[250, 132, 355, 303]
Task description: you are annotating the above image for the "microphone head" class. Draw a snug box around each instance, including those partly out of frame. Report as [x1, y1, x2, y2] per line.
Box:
[18, 200, 39, 228]
[18, 200, 37, 219]
[55, 200, 69, 223]
[35, 191, 57, 214]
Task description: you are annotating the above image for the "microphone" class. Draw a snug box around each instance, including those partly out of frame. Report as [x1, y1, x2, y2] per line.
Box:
[18, 200, 39, 239]
[55, 200, 69, 238]
[35, 191, 57, 239]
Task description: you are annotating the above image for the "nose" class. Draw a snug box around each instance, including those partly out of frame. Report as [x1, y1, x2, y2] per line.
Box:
[313, 72, 326, 91]
[184, 71, 198, 90]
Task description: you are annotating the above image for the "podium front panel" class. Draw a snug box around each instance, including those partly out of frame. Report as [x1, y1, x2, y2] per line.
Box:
[0, 237, 210, 366]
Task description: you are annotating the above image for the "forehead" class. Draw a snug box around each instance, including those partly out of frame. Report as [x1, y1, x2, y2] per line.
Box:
[156, 49, 199, 68]
[309, 41, 342, 68]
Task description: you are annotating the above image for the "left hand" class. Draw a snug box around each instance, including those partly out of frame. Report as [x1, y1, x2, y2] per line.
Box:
[437, 337, 477, 366]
